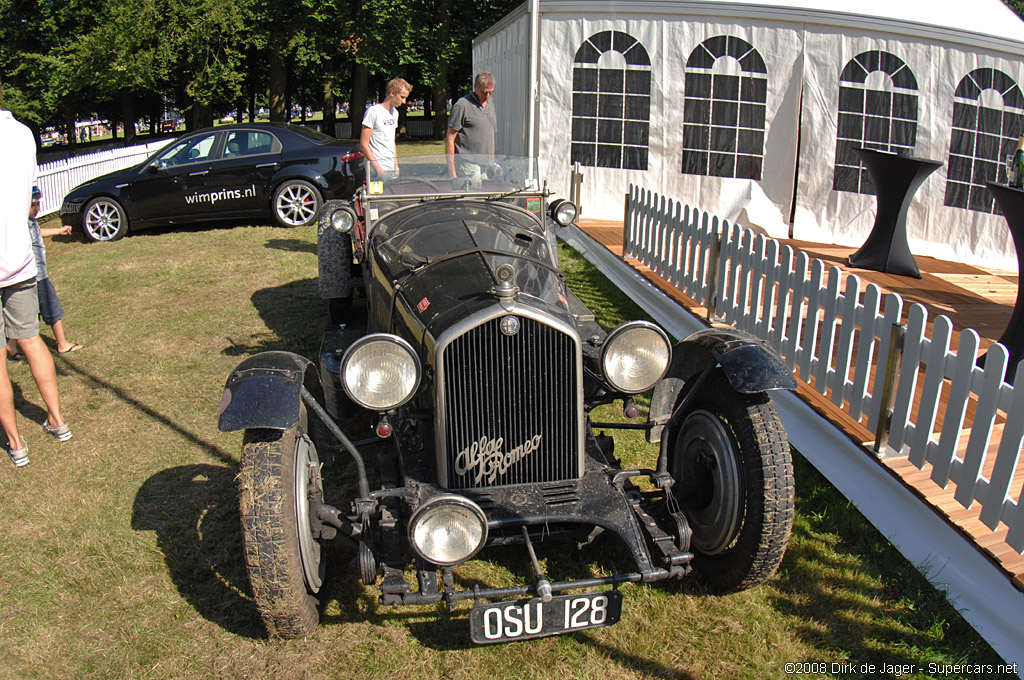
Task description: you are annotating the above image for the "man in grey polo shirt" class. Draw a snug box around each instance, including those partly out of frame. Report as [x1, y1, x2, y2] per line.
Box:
[446, 72, 497, 183]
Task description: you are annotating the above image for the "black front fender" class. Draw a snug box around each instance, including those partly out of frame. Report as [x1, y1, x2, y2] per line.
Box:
[646, 328, 795, 443]
[217, 351, 324, 432]
[318, 200, 355, 300]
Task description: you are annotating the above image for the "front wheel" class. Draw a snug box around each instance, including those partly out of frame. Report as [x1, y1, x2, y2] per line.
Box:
[239, 415, 326, 638]
[667, 370, 794, 592]
[82, 197, 129, 242]
[273, 179, 322, 227]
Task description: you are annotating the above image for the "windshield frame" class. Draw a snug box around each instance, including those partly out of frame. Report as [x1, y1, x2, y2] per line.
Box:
[358, 154, 552, 240]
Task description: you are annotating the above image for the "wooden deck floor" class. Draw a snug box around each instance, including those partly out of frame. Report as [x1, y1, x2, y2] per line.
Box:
[577, 219, 1024, 590]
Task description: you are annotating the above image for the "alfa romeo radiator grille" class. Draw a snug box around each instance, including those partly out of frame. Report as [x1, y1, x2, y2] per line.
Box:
[442, 316, 579, 488]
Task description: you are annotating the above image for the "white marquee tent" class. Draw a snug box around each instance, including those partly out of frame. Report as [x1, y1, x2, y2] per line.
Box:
[474, 0, 1024, 271]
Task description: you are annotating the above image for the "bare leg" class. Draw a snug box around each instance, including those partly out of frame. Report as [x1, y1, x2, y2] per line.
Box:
[51, 319, 76, 353]
[0, 357, 25, 450]
[16, 335, 65, 427]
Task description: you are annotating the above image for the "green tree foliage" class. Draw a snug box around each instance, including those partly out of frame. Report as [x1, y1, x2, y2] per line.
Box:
[0, 0, 519, 146]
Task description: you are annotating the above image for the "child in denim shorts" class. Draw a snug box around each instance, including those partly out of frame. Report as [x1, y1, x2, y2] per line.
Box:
[6, 186, 82, 361]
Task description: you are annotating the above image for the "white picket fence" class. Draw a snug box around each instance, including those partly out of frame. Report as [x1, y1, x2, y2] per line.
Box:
[35, 140, 172, 217]
[624, 184, 1024, 554]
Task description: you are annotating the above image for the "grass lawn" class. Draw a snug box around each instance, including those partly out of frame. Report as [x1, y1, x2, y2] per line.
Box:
[0, 182, 1012, 678]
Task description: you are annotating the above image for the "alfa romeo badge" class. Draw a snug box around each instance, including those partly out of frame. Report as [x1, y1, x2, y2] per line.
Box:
[500, 315, 520, 336]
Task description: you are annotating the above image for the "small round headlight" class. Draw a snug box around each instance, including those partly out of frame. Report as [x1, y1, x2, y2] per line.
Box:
[341, 334, 421, 410]
[600, 321, 672, 393]
[409, 495, 488, 566]
[549, 198, 578, 226]
[330, 206, 356, 232]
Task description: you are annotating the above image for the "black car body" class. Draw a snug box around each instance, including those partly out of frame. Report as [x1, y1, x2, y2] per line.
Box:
[60, 123, 363, 242]
[218, 156, 797, 642]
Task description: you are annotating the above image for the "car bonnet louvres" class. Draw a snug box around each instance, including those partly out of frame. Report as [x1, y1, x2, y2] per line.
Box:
[441, 314, 582, 488]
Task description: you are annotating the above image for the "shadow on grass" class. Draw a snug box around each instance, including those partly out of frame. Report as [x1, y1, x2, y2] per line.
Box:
[223, 278, 323, 358]
[55, 354, 235, 465]
[265, 238, 316, 254]
[576, 632, 696, 680]
[10, 379, 48, 425]
[121, 220, 276, 240]
[132, 463, 264, 638]
[767, 452, 1003, 668]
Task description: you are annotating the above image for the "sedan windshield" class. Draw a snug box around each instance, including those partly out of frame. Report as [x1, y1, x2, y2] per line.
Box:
[152, 132, 218, 168]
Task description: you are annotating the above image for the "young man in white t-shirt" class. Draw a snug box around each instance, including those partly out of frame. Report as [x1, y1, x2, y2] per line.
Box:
[360, 77, 412, 177]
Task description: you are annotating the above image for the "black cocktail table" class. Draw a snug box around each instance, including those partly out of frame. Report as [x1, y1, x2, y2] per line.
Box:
[848, 148, 943, 279]
[983, 182, 1024, 381]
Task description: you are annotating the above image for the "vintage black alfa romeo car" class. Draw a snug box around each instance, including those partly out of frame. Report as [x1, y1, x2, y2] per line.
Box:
[218, 155, 797, 642]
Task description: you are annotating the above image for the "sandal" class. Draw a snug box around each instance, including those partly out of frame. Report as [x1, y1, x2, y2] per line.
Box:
[58, 343, 83, 355]
[7, 443, 29, 468]
[42, 419, 72, 442]
[6, 349, 24, 361]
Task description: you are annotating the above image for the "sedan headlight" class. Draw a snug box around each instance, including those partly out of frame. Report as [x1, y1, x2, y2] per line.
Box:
[409, 495, 488, 566]
[600, 321, 671, 393]
[548, 198, 577, 226]
[341, 334, 420, 410]
[330, 205, 356, 232]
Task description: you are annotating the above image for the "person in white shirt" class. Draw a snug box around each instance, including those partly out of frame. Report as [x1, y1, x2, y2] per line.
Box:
[1, 109, 72, 467]
[359, 77, 412, 177]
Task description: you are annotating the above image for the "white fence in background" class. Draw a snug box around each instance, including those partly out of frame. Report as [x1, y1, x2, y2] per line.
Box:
[35, 140, 172, 217]
[624, 184, 1024, 555]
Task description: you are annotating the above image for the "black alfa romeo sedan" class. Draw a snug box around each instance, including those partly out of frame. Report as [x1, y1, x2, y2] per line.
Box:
[60, 123, 363, 242]
[217, 155, 798, 643]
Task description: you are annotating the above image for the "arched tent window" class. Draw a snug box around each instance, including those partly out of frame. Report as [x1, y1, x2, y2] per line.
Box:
[833, 50, 919, 194]
[681, 35, 767, 180]
[570, 30, 651, 171]
[944, 68, 1024, 213]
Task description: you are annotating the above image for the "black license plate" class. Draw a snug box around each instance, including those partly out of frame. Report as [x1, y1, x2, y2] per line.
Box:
[469, 591, 622, 644]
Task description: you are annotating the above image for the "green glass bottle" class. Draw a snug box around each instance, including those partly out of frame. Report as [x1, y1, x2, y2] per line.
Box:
[1012, 135, 1024, 188]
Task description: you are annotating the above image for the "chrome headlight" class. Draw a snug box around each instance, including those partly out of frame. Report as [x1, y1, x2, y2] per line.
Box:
[341, 334, 420, 410]
[600, 321, 672, 393]
[409, 495, 488, 566]
[330, 205, 356, 232]
[548, 198, 577, 226]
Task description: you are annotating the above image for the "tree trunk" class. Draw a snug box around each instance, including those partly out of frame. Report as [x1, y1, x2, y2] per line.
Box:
[322, 71, 337, 138]
[432, 0, 452, 140]
[269, 47, 287, 122]
[190, 102, 213, 130]
[349, 61, 368, 140]
[63, 105, 77, 154]
[285, 55, 294, 122]
[248, 77, 256, 123]
[397, 103, 407, 140]
[432, 80, 448, 140]
[150, 99, 161, 137]
[121, 91, 137, 145]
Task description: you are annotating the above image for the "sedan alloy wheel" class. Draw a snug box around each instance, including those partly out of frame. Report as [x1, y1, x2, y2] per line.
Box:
[274, 180, 322, 228]
[82, 197, 128, 242]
